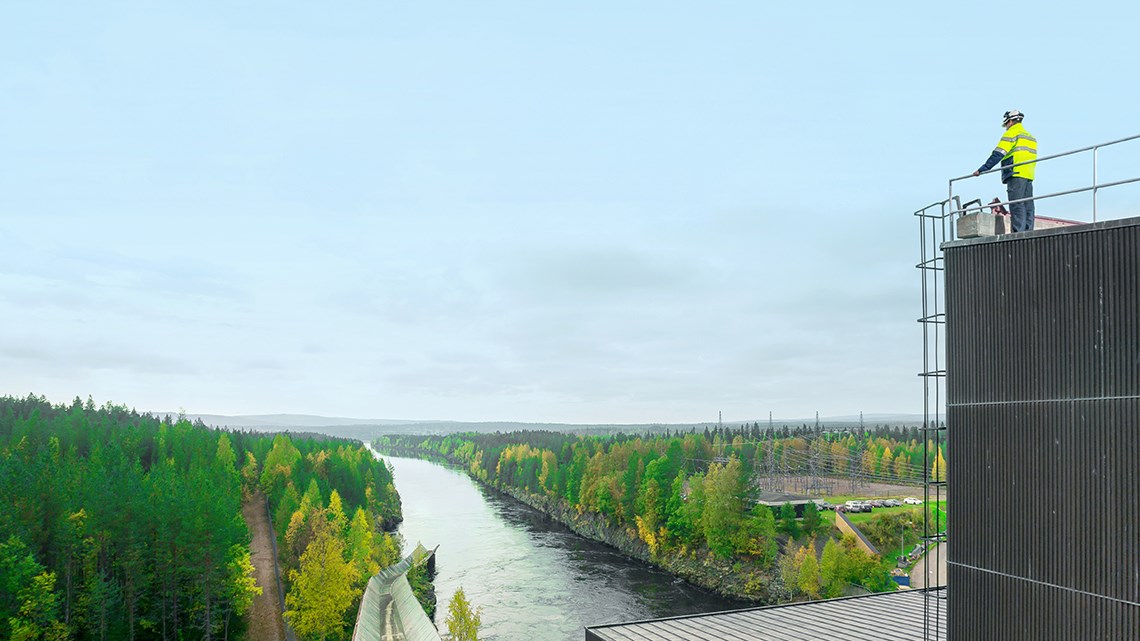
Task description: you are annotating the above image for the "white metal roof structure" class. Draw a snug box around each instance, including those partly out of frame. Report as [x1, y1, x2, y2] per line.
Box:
[351, 544, 442, 641]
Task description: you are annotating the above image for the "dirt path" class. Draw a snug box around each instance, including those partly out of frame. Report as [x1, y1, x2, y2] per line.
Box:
[243, 492, 287, 641]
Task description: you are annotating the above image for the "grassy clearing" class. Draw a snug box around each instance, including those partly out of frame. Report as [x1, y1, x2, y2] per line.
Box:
[882, 546, 909, 567]
[820, 499, 944, 519]
[818, 503, 943, 525]
[844, 506, 924, 525]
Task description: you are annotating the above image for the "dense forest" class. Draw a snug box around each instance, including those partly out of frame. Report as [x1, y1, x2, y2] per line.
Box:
[378, 423, 944, 602]
[258, 433, 405, 639]
[0, 394, 403, 641]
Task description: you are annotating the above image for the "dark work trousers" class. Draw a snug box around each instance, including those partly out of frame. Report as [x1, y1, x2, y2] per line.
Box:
[1006, 177, 1035, 232]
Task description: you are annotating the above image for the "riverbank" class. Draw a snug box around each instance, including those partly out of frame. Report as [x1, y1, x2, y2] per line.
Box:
[377, 445, 777, 605]
[375, 453, 747, 640]
[496, 477, 776, 602]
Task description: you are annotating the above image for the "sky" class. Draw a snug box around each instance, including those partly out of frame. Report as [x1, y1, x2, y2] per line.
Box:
[2, 2, 1139, 424]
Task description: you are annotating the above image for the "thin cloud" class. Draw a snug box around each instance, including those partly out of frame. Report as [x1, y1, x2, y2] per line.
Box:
[0, 341, 196, 377]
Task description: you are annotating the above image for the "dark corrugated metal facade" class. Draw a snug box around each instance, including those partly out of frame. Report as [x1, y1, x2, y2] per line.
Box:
[945, 218, 1140, 640]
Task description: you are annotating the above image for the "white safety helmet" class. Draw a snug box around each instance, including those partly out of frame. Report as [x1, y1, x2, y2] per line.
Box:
[1002, 110, 1024, 125]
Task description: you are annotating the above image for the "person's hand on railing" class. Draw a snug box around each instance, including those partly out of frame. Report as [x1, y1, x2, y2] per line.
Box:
[971, 170, 980, 177]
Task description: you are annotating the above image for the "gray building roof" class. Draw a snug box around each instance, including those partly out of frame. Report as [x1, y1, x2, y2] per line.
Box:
[585, 588, 945, 641]
[754, 492, 814, 505]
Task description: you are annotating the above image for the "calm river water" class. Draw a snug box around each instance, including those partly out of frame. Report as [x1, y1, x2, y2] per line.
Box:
[377, 454, 745, 641]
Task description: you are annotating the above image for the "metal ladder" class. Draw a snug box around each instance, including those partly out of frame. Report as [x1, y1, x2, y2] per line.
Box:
[915, 198, 952, 641]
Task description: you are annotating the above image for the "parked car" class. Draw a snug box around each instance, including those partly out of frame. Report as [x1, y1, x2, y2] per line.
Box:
[883, 499, 902, 507]
[904, 497, 923, 505]
[868, 499, 884, 508]
[817, 501, 835, 511]
[844, 500, 872, 513]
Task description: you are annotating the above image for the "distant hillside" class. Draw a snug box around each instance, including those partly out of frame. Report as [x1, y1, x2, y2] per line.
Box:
[156, 413, 426, 429]
[822, 413, 926, 423]
[168, 412, 925, 442]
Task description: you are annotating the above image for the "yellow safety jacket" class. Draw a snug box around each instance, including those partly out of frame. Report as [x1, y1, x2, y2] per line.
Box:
[994, 122, 1037, 182]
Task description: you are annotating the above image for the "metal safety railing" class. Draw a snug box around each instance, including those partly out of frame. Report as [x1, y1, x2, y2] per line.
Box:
[913, 132, 1140, 641]
[948, 132, 1140, 225]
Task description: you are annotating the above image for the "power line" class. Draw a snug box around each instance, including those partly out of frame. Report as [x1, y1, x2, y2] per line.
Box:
[701, 437, 934, 479]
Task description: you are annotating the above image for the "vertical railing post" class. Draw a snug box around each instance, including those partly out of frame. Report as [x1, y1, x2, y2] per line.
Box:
[1092, 146, 1099, 222]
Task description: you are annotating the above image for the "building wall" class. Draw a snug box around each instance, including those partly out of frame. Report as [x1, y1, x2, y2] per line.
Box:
[835, 511, 879, 556]
[944, 219, 1140, 640]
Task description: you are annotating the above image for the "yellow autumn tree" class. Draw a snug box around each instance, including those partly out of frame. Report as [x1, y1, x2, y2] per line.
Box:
[240, 451, 260, 494]
[879, 447, 893, 477]
[327, 490, 347, 534]
[285, 522, 360, 641]
[861, 448, 878, 476]
[635, 515, 660, 557]
[445, 587, 482, 641]
[893, 452, 910, 481]
[345, 508, 379, 579]
[931, 446, 948, 482]
[796, 543, 821, 599]
[830, 442, 848, 475]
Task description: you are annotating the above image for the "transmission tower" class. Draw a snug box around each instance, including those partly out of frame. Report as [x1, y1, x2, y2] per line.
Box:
[806, 439, 821, 495]
[850, 440, 867, 493]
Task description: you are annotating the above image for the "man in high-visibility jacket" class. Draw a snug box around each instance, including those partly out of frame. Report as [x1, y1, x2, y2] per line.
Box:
[973, 110, 1037, 232]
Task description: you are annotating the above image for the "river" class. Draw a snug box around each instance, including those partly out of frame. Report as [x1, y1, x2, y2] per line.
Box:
[378, 454, 746, 641]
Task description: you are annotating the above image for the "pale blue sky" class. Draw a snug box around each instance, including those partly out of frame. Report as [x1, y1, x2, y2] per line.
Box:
[3, 2, 1138, 423]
